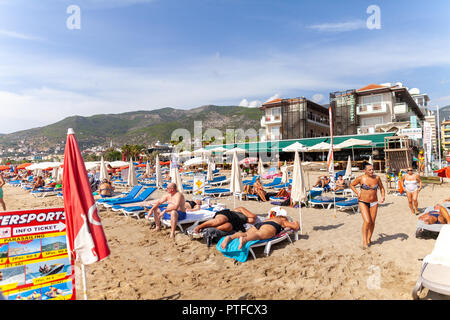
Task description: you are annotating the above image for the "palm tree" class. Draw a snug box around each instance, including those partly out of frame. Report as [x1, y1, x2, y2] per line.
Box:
[121, 144, 132, 161]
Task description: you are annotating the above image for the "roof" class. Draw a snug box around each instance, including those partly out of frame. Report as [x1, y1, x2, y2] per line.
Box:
[356, 84, 388, 92]
[261, 98, 282, 106]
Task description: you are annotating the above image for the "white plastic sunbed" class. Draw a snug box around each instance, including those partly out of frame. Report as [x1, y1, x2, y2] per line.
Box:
[412, 225, 450, 299]
[160, 209, 217, 233]
[415, 205, 450, 237]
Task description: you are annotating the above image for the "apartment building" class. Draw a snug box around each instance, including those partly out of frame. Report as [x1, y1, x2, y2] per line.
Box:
[330, 82, 425, 136]
[259, 97, 329, 141]
[442, 120, 450, 152]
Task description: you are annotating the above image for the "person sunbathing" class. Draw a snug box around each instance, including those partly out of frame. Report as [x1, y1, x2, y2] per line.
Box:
[243, 178, 267, 201]
[419, 205, 450, 224]
[334, 175, 345, 191]
[314, 175, 330, 188]
[220, 209, 300, 250]
[185, 199, 202, 212]
[32, 176, 44, 191]
[193, 207, 257, 234]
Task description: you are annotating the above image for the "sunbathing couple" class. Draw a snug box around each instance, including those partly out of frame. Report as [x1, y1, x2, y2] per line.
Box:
[193, 206, 299, 249]
[243, 178, 267, 201]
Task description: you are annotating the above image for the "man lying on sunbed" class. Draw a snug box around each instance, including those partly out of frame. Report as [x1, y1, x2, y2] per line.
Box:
[220, 208, 299, 250]
[193, 207, 257, 234]
[419, 205, 450, 224]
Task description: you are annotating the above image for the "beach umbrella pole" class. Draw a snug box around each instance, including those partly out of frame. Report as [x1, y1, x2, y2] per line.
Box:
[299, 205, 303, 235]
[81, 263, 88, 300]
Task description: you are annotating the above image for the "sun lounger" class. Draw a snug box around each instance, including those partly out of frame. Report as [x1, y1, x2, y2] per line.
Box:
[412, 225, 450, 299]
[309, 196, 346, 209]
[335, 197, 359, 213]
[204, 188, 232, 197]
[207, 176, 229, 187]
[415, 206, 450, 237]
[96, 185, 143, 204]
[102, 187, 156, 208]
[263, 177, 282, 188]
[270, 180, 292, 189]
[160, 209, 217, 233]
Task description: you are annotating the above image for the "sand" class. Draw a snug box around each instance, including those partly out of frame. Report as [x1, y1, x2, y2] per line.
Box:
[2, 171, 449, 300]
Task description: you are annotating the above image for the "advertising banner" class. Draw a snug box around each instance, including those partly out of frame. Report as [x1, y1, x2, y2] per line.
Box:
[193, 175, 206, 196]
[0, 208, 75, 300]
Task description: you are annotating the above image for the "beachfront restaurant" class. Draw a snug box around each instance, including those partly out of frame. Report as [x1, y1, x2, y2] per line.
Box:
[205, 132, 396, 171]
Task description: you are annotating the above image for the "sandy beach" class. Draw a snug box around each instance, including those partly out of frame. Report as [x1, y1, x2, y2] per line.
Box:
[2, 171, 449, 300]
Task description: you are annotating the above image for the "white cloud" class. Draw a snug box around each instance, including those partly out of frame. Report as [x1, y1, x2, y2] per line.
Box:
[311, 94, 325, 103]
[1, 33, 450, 133]
[265, 93, 280, 103]
[248, 100, 262, 108]
[307, 20, 366, 33]
[239, 98, 249, 107]
[0, 29, 41, 41]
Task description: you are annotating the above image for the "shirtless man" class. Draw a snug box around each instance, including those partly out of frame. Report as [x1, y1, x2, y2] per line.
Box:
[147, 182, 186, 238]
[350, 163, 385, 248]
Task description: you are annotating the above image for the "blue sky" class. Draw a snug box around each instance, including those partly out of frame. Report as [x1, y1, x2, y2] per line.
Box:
[0, 0, 449, 133]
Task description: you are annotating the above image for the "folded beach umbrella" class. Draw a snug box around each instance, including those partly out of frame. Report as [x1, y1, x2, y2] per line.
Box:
[62, 128, 110, 299]
[155, 154, 163, 188]
[99, 157, 108, 181]
[230, 150, 243, 208]
[207, 158, 213, 181]
[145, 161, 151, 176]
[368, 156, 373, 165]
[344, 155, 352, 179]
[281, 164, 289, 183]
[170, 164, 184, 194]
[127, 158, 138, 187]
[257, 157, 265, 176]
[51, 167, 59, 180]
[291, 151, 306, 234]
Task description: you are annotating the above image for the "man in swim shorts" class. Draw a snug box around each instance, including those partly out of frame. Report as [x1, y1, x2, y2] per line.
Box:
[147, 182, 186, 238]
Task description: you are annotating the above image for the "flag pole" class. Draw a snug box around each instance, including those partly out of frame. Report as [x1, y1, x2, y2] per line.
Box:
[81, 263, 88, 300]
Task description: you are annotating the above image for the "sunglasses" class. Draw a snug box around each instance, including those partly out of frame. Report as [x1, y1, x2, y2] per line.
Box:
[407, 170, 413, 172]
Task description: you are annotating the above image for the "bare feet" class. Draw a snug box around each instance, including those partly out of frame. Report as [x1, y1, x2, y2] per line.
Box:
[238, 237, 247, 250]
[221, 236, 231, 249]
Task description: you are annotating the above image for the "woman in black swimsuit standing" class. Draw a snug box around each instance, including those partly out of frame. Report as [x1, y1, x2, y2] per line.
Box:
[350, 163, 385, 248]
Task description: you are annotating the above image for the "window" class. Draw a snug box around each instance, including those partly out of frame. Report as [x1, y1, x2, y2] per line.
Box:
[361, 94, 383, 105]
[361, 117, 383, 126]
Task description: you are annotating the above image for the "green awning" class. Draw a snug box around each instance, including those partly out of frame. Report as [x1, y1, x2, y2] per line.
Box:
[329, 132, 395, 149]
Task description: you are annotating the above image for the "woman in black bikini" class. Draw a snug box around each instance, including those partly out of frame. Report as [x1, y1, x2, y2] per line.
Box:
[192, 207, 257, 234]
[350, 163, 385, 248]
[220, 214, 300, 250]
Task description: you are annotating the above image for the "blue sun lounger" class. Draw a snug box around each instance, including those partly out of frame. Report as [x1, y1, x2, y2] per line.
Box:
[102, 187, 156, 208]
[96, 185, 143, 204]
[310, 196, 346, 209]
[263, 177, 282, 188]
[204, 188, 232, 197]
[335, 198, 359, 213]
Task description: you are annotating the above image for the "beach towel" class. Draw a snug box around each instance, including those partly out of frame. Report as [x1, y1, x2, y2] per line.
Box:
[216, 237, 259, 263]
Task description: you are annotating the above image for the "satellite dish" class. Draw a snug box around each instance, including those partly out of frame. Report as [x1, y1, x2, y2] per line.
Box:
[409, 88, 420, 95]
[395, 82, 403, 87]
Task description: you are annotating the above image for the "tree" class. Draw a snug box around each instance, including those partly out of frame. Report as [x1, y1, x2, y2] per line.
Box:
[104, 148, 122, 161]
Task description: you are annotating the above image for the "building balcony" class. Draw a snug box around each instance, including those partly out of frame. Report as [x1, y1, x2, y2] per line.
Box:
[356, 102, 389, 115]
[265, 133, 282, 141]
[393, 102, 408, 114]
[260, 115, 281, 127]
[357, 126, 376, 134]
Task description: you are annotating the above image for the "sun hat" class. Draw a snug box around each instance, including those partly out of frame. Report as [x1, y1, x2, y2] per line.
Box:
[268, 206, 287, 218]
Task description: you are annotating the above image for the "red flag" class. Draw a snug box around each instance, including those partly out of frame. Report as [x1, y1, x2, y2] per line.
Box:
[63, 128, 110, 265]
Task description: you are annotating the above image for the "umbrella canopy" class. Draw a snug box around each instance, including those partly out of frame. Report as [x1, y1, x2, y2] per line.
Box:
[155, 155, 163, 188]
[193, 148, 211, 156]
[257, 157, 265, 176]
[344, 155, 352, 178]
[127, 159, 138, 187]
[183, 157, 207, 167]
[62, 128, 110, 265]
[229, 151, 243, 207]
[239, 157, 258, 166]
[282, 142, 308, 152]
[27, 162, 62, 171]
[99, 157, 108, 181]
[209, 146, 227, 153]
[290, 151, 306, 234]
[178, 150, 192, 157]
[225, 147, 246, 154]
[334, 138, 372, 149]
[108, 161, 129, 168]
[170, 163, 184, 194]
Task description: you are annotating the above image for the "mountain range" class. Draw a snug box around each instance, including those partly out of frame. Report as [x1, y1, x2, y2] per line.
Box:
[0, 105, 264, 152]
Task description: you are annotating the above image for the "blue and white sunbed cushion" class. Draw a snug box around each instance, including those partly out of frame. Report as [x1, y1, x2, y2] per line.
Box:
[310, 196, 346, 203]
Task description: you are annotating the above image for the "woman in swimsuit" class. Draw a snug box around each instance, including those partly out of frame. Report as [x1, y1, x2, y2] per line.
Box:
[417, 151, 425, 176]
[220, 215, 300, 250]
[350, 163, 385, 248]
[419, 205, 450, 224]
[192, 207, 257, 234]
[185, 199, 202, 212]
[402, 167, 422, 215]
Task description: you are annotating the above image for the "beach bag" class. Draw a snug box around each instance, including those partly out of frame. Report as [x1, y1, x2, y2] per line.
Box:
[203, 228, 235, 247]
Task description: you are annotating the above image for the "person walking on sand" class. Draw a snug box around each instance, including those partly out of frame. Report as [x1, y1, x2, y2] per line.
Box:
[146, 182, 186, 238]
[0, 173, 6, 211]
[350, 163, 385, 248]
[402, 167, 422, 215]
